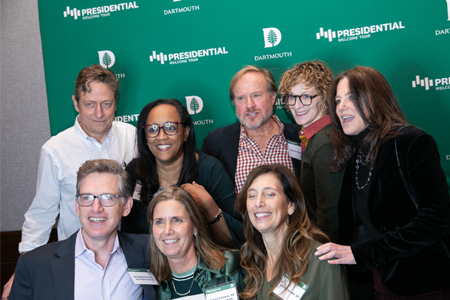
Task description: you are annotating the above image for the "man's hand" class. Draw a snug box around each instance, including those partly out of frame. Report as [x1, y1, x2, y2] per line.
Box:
[315, 243, 356, 265]
[2, 273, 15, 300]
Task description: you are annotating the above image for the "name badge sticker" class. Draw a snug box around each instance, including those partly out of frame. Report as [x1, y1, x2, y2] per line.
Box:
[127, 268, 159, 285]
[287, 140, 302, 161]
[273, 276, 308, 300]
[132, 181, 143, 201]
[204, 281, 239, 300]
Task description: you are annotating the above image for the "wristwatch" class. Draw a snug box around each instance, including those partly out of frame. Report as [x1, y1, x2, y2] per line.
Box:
[207, 209, 223, 225]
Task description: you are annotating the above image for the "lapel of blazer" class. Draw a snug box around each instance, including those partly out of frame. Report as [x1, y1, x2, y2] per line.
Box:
[51, 232, 78, 300]
[119, 231, 147, 268]
[367, 138, 395, 203]
[226, 123, 240, 181]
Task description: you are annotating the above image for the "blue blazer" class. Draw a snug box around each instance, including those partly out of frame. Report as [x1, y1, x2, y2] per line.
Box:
[201, 121, 302, 184]
[10, 231, 155, 300]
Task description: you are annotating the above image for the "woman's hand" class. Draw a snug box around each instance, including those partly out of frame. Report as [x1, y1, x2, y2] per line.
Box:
[181, 182, 219, 221]
[315, 243, 356, 265]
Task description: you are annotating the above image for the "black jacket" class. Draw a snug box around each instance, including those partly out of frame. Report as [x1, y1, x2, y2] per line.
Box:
[338, 128, 450, 295]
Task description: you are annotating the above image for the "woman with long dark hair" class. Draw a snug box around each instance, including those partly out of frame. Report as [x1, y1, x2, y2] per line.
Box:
[315, 66, 450, 299]
[235, 164, 349, 300]
[121, 99, 244, 247]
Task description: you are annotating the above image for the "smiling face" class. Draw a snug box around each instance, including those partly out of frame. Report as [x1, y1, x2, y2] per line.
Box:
[146, 104, 189, 167]
[233, 72, 276, 130]
[152, 199, 197, 266]
[288, 83, 324, 127]
[72, 81, 117, 143]
[335, 77, 368, 136]
[246, 173, 294, 237]
[75, 172, 132, 248]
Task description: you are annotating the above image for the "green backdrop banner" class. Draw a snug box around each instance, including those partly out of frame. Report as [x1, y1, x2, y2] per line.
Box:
[38, 0, 450, 187]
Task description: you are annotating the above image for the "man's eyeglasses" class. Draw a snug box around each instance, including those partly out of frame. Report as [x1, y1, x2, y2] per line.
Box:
[143, 122, 184, 138]
[76, 194, 124, 207]
[284, 94, 318, 106]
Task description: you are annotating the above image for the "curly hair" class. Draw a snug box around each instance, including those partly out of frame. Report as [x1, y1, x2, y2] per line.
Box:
[235, 164, 329, 299]
[279, 61, 333, 114]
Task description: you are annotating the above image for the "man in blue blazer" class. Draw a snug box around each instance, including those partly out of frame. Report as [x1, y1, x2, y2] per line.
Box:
[202, 66, 302, 194]
[10, 159, 155, 300]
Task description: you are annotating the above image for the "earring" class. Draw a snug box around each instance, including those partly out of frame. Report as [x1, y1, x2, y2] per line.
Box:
[285, 215, 290, 227]
[194, 232, 198, 237]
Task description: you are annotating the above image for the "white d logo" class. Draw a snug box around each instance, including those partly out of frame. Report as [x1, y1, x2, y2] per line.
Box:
[185, 96, 204, 115]
[262, 28, 282, 48]
[98, 50, 116, 69]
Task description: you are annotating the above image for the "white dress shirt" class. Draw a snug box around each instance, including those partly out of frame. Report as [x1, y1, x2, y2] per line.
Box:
[74, 231, 142, 300]
[19, 117, 137, 253]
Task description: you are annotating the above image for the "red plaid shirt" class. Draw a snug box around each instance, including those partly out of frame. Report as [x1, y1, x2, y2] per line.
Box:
[235, 115, 294, 194]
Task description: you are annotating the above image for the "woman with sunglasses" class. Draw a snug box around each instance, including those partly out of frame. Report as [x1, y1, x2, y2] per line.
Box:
[279, 61, 343, 243]
[121, 99, 244, 248]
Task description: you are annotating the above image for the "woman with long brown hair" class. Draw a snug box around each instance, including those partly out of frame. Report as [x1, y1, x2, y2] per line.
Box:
[315, 66, 450, 299]
[148, 186, 246, 300]
[235, 164, 348, 300]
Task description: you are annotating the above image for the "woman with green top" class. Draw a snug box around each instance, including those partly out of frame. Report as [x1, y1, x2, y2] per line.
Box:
[148, 186, 246, 300]
[235, 164, 349, 300]
[279, 61, 343, 243]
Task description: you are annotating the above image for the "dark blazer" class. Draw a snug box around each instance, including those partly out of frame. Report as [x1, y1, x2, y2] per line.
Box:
[201, 121, 302, 184]
[338, 128, 450, 295]
[10, 231, 155, 300]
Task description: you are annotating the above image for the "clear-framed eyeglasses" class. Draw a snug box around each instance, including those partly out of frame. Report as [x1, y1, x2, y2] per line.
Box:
[284, 94, 318, 106]
[143, 122, 185, 138]
[76, 194, 124, 207]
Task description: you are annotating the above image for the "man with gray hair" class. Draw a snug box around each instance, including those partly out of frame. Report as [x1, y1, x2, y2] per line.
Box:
[10, 159, 155, 300]
[202, 65, 302, 195]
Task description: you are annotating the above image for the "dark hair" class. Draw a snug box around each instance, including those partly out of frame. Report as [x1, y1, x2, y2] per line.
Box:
[328, 66, 410, 170]
[229, 65, 278, 101]
[135, 99, 198, 207]
[74, 64, 119, 103]
[77, 159, 131, 204]
[235, 164, 329, 299]
[148, 187, 226, 282]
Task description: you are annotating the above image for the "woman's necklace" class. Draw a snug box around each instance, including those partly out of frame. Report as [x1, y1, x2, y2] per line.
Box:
[171, 276, 196, 297]
[355, 151, 373, 190]
[171, 260, 198, 297]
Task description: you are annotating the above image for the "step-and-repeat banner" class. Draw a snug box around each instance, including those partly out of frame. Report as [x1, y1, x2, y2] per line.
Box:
[39, 0, 450, 186]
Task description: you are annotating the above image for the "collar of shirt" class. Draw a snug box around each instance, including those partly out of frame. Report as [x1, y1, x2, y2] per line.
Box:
[74, 116, 114, 150]
[299, 114, 332, 149]
[75, 230, 122, 258]
[239, 114, 285, 140]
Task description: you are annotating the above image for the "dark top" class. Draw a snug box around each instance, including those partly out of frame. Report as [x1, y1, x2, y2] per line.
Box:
[201, 121, 302, 186]
[301, 124, 343, 243]
[252, 243, 349, 300]
[121, 151, 245, 246]
[10, 231, 155, 300]
[338, 127, 450, 295]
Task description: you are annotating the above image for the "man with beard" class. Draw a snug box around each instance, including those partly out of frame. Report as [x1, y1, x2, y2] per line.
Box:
[202, 66, 302, 195]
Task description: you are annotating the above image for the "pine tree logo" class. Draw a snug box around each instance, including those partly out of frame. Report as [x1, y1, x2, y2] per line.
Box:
[185, 96, 204, 115]
[97, 50, 116, 69]
[262, 28, 282, 48]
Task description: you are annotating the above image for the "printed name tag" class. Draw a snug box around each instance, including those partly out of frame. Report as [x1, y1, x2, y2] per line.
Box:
[273, 276, 308, 300]
[287, 140, 302, 161]
[127, 268, 158, 285]
[132, 181, 143, 201]
[204, 281, 239, 300]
